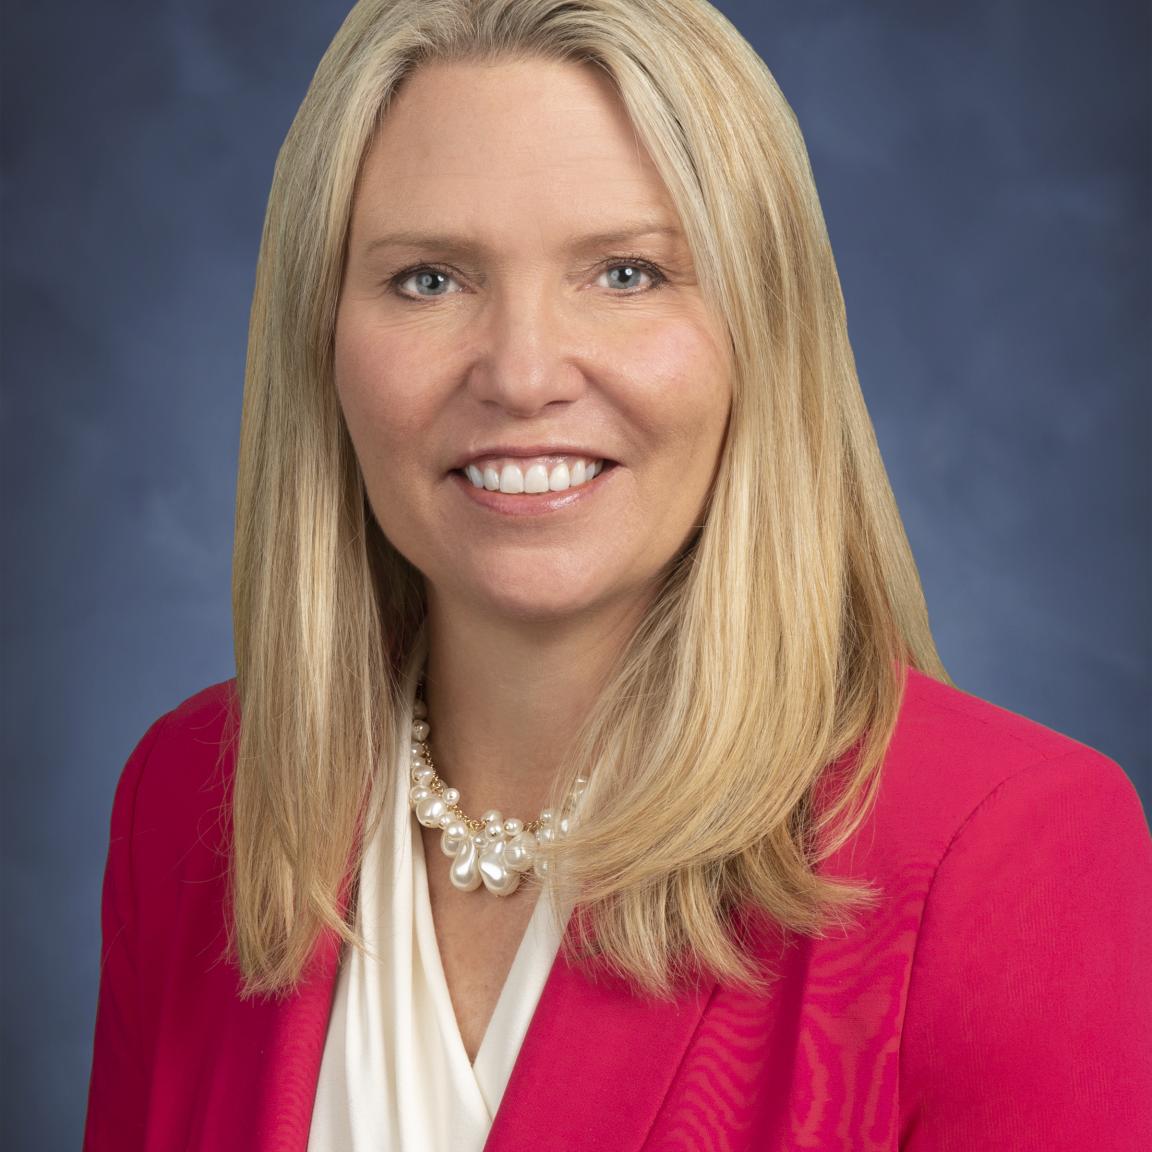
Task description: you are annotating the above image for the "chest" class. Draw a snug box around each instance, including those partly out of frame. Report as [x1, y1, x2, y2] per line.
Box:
[138, 863, 924, 1152]
[419, 826, 541, 1062]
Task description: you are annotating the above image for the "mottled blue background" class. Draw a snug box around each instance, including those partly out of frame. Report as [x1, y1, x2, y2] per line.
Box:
[2, 0, 1148, 1145]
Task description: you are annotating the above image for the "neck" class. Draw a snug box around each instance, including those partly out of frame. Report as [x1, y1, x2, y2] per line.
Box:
[417, 586, 649, 819]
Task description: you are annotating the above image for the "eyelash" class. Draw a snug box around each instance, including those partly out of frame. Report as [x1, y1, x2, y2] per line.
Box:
[386, 255, 667, 301]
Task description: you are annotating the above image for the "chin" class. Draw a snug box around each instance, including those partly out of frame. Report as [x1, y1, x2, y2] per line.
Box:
[468, 583, 610, 626]
[436, 560, 643, 627]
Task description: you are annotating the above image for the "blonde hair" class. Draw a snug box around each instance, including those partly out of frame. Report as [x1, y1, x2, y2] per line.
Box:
[229, 0, 951, 999]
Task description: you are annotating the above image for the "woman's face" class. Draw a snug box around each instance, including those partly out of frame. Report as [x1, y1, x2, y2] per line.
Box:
[335, 57, 732, 625]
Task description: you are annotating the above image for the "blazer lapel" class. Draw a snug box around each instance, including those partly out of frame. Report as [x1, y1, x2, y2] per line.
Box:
[163, 892, 343, 1152]
[196, 841, 358, 1152]
[195, 766, 711, 1152]
[245, 824, 368, 1152]
[485, 949, 716, 1151]
[249, 930, 343, 1152]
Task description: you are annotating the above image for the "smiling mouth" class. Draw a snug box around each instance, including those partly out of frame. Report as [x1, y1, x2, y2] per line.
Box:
[455, 457, 615, 494]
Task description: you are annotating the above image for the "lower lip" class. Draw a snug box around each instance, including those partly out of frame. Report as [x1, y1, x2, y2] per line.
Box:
[450, 464, 617, 516]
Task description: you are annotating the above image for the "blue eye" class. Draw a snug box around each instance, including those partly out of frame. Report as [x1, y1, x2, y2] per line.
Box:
[598, 260, 664, 292]
[392, 266, 459, 298]
[387, 256, 666, 301]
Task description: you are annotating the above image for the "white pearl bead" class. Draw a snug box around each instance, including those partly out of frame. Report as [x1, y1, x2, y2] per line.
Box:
[415, 795, 447, 827]
[441, 820, 469, 855]
[449, 839, 482, 892]
[503, 817, 523, 837]
[505, 831, 537, 871]
[443, 788, 460, 804]
[412, 767, 435, 785]
[408, 785, 431, 804]
[478, 841, 522, 896]
[411, 720, 430, 741]
[539, 809, 555, 825]
[481, 809, 501, 824]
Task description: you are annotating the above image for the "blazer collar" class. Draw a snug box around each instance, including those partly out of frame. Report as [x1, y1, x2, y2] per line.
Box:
[239, 925, 715, 1152]
[485, 950, 716, 1151]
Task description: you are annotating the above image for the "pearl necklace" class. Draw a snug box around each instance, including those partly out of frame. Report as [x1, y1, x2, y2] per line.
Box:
[407, 684, 587, 897]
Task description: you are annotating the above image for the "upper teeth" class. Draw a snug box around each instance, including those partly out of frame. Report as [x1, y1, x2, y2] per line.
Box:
[463, 456, 604, 494]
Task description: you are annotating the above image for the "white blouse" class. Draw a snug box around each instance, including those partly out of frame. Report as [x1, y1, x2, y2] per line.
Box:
[307, 634, 566, 1152]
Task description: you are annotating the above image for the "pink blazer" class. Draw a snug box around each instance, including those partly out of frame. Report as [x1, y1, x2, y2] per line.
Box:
[84, 667, 1152, 1151]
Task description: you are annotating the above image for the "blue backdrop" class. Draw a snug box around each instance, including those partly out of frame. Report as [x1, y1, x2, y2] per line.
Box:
[2, 1, 1148, 1145]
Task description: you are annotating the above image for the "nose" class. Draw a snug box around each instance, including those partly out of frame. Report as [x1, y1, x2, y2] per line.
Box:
[466, 282, 585, 417]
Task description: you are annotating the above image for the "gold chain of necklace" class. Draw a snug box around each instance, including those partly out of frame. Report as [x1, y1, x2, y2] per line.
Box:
[411, 734, 549, 835]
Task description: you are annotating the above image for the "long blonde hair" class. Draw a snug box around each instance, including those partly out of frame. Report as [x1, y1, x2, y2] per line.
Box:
[229, 0, 950, 999]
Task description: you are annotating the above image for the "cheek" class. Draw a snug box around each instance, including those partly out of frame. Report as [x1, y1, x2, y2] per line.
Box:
[333, 311, 425, 467]
[620, 320, 732, 462]
[333, 317, 438, 557]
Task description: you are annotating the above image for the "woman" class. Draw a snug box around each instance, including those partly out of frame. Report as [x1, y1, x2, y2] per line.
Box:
[84, 1, 1152, 1149]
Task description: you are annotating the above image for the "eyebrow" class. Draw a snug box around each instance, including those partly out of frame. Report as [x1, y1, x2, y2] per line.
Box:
[361, 221, 685, 258]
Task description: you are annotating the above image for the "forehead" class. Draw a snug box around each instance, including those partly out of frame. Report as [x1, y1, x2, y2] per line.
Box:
[349, 57, 684, 244]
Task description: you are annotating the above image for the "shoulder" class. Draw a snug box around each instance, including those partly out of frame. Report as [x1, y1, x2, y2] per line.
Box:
[893, 674, 1152, 1139]
[896, 664, 1117, 782]
[113, 679, 239, 877]
[830, 666, 1148, 878]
